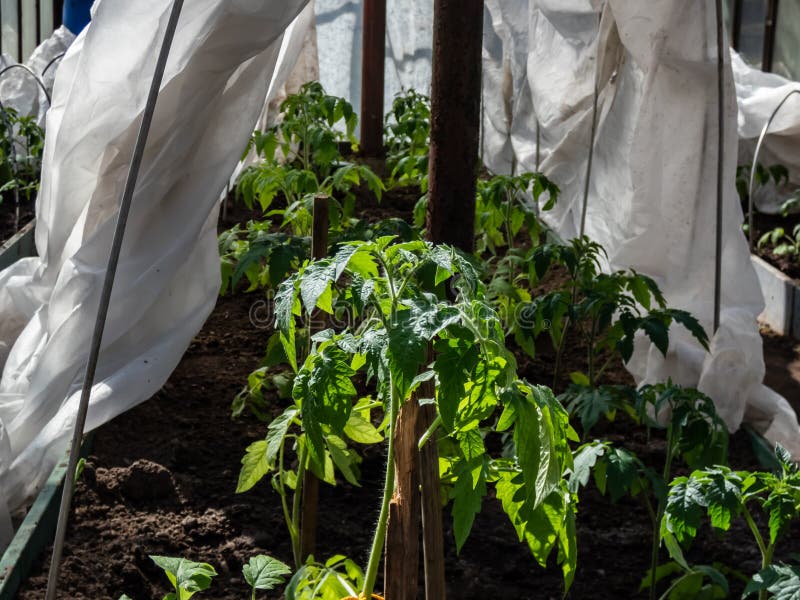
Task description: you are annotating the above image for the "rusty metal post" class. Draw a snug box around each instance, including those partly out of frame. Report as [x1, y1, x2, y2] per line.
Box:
[419, 2, 485, 599]
[426, 0, 483, 252]
[360, 0, 386, 156]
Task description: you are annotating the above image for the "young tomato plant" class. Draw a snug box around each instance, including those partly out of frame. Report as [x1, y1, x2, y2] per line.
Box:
[256, 237, 576, 597]
[0, 108, 45, 205]
[528, 237, 708, 389]
[285, 555, 365, 600]
[475, 172, 558, 256]
[758, 223, 800, 260]
[661, 446, 800, 600]
[477, 172, 559, 356]
[384, 89, 431, 190]
[148, 556, 218, 600]
[237, 82, 383, 236]
[133, 554, 291, 600]
[568, 383, 729, 600]
[219, 224, 310, 294]
[219, 216, 420, 296]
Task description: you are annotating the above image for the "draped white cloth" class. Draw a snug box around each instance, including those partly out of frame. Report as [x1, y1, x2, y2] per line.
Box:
[481, 0, 800, 456]
[0, 0, 310, 546]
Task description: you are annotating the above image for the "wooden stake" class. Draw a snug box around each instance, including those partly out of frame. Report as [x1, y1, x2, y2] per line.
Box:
[301, 194, 329, 560]
[360, 0, 386, 157]
[384, 397, 421, 599]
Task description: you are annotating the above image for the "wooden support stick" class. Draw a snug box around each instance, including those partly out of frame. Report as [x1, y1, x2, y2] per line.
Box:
[300, 194, 329, 560]
[384, 396, 421, 599]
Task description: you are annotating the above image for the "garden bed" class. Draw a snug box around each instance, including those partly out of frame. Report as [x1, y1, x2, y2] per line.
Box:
[743, 209, 800, 338]
[12, 188, 800, 600]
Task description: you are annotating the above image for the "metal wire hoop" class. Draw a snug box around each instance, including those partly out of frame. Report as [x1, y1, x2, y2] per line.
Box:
[747, 88, 800, 251]
[0, 63, 52, 106]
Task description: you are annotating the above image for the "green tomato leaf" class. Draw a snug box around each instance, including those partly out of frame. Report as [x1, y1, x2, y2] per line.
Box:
[243, 555, 292, 592]
[150, 556, 217, 600]
[237, 440, 269, 494]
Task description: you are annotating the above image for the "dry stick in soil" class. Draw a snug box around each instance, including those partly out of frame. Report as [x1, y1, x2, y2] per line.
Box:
[300, 194, 330, 561]
[360, 0, 386, 157]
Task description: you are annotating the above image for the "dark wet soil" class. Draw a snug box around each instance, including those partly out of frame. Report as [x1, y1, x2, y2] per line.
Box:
[14, 184, 800, 600]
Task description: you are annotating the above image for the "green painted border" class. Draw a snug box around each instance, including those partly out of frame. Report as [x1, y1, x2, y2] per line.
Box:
[0, 437, 93, 600]
[0, 219, 36, 272]
[0, 452, 69, 599]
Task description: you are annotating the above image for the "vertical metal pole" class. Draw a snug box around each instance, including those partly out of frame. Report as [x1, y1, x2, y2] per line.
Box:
[426, 0, 482, 251]
[579, 81, 599, 238]
[54, 0, 63, 29]
[35, 0, 41, 46]
[44, 2, 184, 598]
[360, 0, 386, 157]
[714, 0, 725, 334]
[732, 0, 743, 49]
[417, 4, 485, 600]
[16, 0, 22, 61]
[762, 0, 779, 72]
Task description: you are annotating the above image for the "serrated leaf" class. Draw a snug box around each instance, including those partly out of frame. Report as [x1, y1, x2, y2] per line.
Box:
[663, 477, 706, 544]
[243, 555, 292, 592]
[343, 412, 383, 444]
[567, 442, 606, 494]
[327, 435, 361, 486]
[150, 556, 217, 600]
[237, 440, 269, 493]
[452, 458, 487, 552]
[266, 407, 298, 467]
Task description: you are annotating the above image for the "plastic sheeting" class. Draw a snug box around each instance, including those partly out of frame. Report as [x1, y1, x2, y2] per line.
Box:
[481, 0, 800, 455]
[316, 0, 432, 122]
[0, 0, 310, 546]
[732, 50, 800, 213]
[0, 26, 76, 127]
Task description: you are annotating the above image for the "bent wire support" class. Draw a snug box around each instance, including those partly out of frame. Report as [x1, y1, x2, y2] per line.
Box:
[747, 89, 800, 251]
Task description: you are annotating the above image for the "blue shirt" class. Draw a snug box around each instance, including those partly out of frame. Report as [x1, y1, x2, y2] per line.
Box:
[63, 0, 93, 34]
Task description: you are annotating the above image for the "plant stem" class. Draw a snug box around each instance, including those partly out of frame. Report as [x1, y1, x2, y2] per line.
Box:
[743, 505, 773, 600]
[418, 414, 442, 450]
[552, 317, 571, 391]
[277, 441, 297, 563]
[504, 190, 514, 252]
[587, 319, 597, 387]
[291, 441, 307, 569]
[362, 381, 400, 598]
[649, 425, 676, 600]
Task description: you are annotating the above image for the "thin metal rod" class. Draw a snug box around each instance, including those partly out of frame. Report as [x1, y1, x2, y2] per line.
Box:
[747, 89, 800, 251]
[0, 63, 52, 105]
[44, 2, 184, 598]
[579, 80, 599, 238]
[41, 51, 66, 78]
[713, 0, 725, 334]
